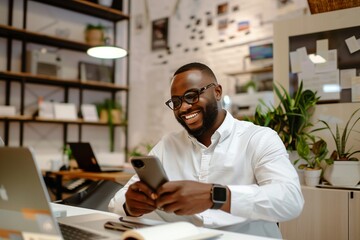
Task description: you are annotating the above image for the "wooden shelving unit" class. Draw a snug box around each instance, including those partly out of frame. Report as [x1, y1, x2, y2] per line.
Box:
[0, 0, 129, 156]
[0, 71, 128, 92]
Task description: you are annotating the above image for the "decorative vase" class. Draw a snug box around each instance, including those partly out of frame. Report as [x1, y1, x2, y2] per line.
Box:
[304, 168, 322, 187]
[323, 161, 360, 187]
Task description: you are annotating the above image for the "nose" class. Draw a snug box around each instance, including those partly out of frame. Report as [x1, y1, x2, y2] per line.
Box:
[178, 100, 192, 112]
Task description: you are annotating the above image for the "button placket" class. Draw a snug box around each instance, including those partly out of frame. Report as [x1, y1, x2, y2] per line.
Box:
[198, 149, 211, 182]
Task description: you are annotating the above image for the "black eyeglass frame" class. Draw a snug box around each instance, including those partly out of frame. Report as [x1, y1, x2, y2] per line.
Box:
[165, 83, 217, 110]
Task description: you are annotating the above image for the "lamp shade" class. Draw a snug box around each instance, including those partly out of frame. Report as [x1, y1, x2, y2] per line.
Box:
[87, 45, 127, 59]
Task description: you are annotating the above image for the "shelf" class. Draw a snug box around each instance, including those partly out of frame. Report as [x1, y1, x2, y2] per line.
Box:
[0, 116, 127, 127]
[1, 0, 130, 155]
[0, 24, 92, 52]
[0, 71, 128, 92]
[225, 66, 273, 76]
[31, 0, 129, 22]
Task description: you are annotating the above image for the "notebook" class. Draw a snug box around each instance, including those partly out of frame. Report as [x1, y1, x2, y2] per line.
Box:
[67, 142, 123, 172]
[0, 146, 122, 240]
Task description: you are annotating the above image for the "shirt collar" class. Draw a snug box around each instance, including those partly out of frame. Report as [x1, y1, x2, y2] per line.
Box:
[214, 110, 234, 143]
[187, 110, 235, 146]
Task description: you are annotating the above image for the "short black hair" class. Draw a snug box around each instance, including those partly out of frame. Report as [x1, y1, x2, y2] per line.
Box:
[173, 62, 218, 82]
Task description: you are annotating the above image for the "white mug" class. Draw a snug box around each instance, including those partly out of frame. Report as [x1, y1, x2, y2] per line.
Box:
[50, 159, 62, 171]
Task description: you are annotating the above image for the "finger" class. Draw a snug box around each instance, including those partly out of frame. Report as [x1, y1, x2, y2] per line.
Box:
[160, 202, 181, 214]
[131, 182, 157, 199]
[155, 192, 177, 210]
[126, 197, 157, 213]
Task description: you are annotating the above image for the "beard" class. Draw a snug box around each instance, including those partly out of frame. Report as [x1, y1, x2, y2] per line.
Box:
[175, 100, 219, 138]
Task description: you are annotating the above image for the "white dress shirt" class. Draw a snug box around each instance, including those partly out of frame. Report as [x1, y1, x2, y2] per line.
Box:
[109, 111, 304, 238]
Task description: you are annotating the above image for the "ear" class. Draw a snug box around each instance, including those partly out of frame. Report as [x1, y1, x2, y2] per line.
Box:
[215, 84, 222, 101]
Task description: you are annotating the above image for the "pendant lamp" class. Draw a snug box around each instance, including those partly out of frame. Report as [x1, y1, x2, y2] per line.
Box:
[87, 38, 127, 59]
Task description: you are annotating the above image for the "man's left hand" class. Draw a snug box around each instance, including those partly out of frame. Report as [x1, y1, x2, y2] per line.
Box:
[155, 181, 213, 215]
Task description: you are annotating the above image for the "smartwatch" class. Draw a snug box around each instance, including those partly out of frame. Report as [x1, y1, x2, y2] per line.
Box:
[211, 184, 227, 209]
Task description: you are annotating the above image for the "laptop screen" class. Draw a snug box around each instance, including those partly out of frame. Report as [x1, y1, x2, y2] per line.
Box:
[0, 147, 62, 239]
[67, 142, 102, 172]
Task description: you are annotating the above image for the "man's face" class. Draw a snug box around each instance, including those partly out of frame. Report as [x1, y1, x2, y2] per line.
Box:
[170, 70, 219, 137]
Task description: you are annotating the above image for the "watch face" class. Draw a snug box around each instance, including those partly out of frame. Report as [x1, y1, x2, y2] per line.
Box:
[213, 186, 227, 202]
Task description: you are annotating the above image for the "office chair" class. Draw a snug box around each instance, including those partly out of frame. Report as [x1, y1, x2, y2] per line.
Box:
[58, 180, 123, 212]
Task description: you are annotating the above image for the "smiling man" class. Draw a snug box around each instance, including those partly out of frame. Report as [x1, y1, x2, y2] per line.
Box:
[109, 62, 304, 238]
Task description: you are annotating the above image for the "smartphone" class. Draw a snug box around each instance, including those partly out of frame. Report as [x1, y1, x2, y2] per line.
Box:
[130, 155, 169, 191]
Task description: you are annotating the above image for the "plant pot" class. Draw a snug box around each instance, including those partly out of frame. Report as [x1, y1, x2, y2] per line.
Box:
[85, 29, 104, 46]
[304, 168, 322, 187]
[323, 161, 360, 187]
[288, 150, 306, 185]
[100, 109, 121, 123]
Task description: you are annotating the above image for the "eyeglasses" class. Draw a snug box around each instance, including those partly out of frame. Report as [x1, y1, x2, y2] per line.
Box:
[165, 83, 216, 110]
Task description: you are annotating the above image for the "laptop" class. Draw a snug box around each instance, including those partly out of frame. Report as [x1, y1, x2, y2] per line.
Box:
[0, 146, 122, 240]
[67, 142, 123, 172]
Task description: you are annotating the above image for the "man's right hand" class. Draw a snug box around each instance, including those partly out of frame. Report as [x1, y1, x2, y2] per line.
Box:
[124, 181, 158, 217]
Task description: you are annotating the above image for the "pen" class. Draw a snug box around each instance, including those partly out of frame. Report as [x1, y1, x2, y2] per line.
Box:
[119, 217, 154, 227]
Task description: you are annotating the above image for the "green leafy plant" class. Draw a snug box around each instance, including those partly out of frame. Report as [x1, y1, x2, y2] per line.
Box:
[86, 23, 105, 30]
[313, 108, 360, 163]
[96, 98, 122, 152]
[252, 81, 320, 151]
[295, 135, 329, 169]
[128, 143, 154, 157]
[85, 23, 106, 45]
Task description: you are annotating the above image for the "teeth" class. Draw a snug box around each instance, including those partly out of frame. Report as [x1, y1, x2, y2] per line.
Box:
[185, 113, 198, 120]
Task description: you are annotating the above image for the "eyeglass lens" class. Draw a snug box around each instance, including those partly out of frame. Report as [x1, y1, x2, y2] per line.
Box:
[166, 83, 216, 110]
[171, 91, 199, 109]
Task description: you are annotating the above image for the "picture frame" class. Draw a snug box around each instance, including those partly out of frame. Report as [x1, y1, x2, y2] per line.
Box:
[151, 18, 169, 51]
[53, 103, 77, 120]
[81, 104, 99, 122]
[79, 62, 113, 83]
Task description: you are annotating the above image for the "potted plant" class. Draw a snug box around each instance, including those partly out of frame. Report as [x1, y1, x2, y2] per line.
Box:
[96, 98, 122, 152]
[314, 108, 360, 187]
[253, 81, 320, 151]
[85, 23, 105, 46]
[249, 81, 320, 182]
[295, 134, 329, 186]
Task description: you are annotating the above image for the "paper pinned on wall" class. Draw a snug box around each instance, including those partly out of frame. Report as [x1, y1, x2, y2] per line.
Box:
[299, 70, 340, 101]
[315, 49, 338, 73]
[345, 36, 360, 54]
[289, 47, 313, 74]
[316, 39, 329, 54]
[351, 76, 360, 102]
[289, 51, 301, 73]
[300, 59, 315, 79]
[340, 69, 356, 89]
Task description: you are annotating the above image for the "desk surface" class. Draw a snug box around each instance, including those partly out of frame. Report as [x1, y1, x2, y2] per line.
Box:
[51, 203, 277, 240]
[47, 169, 134, 184]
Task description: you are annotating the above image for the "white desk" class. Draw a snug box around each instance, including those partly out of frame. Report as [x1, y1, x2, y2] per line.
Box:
[50, 203, 277, 240]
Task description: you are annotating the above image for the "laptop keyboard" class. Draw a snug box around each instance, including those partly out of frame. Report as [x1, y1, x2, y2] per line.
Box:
[59, 223, 108, 240]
